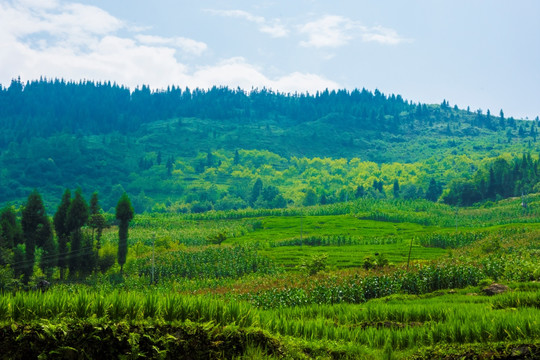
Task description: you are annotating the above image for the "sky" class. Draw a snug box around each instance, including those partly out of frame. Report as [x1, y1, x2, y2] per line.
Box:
[1, 0, 539, 119]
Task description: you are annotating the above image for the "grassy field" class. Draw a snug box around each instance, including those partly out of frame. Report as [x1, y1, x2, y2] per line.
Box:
[2, 197, 539, 359]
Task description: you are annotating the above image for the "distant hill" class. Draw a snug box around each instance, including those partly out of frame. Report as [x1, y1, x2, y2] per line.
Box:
[0, 78, 537, 212]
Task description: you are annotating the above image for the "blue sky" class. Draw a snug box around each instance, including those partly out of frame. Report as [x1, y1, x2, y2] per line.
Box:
[1, 0, 539, 119]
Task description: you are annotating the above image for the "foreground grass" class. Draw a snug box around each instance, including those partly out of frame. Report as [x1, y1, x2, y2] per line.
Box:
[0, 283, 538, 359]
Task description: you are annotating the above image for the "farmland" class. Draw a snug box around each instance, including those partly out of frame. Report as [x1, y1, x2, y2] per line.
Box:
[1, 197, 539, 359]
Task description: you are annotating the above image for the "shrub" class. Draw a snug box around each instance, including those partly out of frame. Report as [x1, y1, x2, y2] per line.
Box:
[299, 254, 328, 276]
[97, 245, 117, 273]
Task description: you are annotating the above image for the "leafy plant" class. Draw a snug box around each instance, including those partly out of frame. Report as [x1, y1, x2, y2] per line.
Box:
[298, 254, 328, 276]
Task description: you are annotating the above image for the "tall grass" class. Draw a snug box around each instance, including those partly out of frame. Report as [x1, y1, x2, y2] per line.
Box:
[0, 289, 256, 327]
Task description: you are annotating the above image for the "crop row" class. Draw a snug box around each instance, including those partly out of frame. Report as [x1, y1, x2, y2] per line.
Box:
[269, 235, 402, 248]
[240, 252, 540, 309]
[129, 245, 281, 281]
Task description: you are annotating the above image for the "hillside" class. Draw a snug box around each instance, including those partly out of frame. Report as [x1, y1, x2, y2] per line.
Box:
[0, 78, 538, 211]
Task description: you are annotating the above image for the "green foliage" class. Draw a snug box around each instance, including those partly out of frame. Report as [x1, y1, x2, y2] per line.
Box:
[208, 232, 227, 246]
[2, 79, 538, 214]
[363, 253, 389, 270]
[299, 253, 328, 276]
[116, 193, 134, 272]
[54, 189, 71, 278]
[21, 190, 52, 283]
[130, 245, 280, 282]
[96, 244, 116, 273]
[0, 206, 22, 267]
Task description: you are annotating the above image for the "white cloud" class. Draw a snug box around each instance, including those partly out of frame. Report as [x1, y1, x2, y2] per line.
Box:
[205, 9, 289, 38]
[299, 15, 409, 48]
[189, 58, 339, 93]
[136, 35, 207, 56]
[0, 1, 337, 95]
[361, 26, 408, 45]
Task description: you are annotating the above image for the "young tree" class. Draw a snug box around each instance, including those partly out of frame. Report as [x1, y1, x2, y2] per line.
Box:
[250, 178, 263, 206]
[0, 206, 23, 267]
[66, 189, 88, 277]
[21, 190, 52, 283]
[39, 220, 56, 280]
[355, 185, 365, 198]
[166, 156, 174, 176]
[54, 189, 71, 279]
[393, 179, 400, 198]
[88, 192, 106, 250]
[425, 178, 442, 202]
[116, 193, 134, 274]
[303, 188, 318, 206]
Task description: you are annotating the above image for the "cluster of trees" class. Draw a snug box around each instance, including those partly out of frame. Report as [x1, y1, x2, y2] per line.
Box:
[3, 77, 523, 147]
[2, 77, 539, 213]
[0, 190, 134, 284]
[0, 78, 420, 142]
[443, 153, 540, 206]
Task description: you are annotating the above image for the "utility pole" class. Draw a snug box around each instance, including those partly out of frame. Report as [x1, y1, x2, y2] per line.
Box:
[300, 214, 303, 245]
[151, 233, 155, 285]
[407, 238, 413, 271]
[454, 206, 458, 233]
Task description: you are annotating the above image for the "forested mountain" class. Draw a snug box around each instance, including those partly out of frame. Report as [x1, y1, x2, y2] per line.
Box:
[0, 78, 538, 212]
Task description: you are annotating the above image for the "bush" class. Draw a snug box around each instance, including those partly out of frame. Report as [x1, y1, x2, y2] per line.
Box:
[299, 254, 328, 276]
[97, 245, 117, 273]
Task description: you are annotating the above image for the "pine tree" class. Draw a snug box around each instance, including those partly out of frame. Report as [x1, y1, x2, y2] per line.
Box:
[54, 189, 71, 279]
[425, 178, 442, 202]
[0, 207, 23, 267]
[393, 179, 400, 198]
[166, 156, 174, 176]
[116, 193, 134, 274]
[250, 178, 263, 206]
[355, 185, 365, 198]
[39, 220, 56, 280]
[66, 189, 88, 278]
[21, 190, 51, 283]
[88, 192, 106, 251]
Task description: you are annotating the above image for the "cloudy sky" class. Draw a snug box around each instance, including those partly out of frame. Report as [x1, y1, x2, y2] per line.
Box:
[1, 0, 539, 119]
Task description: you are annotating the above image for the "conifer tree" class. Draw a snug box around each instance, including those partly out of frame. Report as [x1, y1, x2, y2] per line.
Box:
[21, 190, 52, 283]
[393, 179, 400, 198]
[38, 220, 56, 280]
[88, 192, 106, 250]
[0, 207, 23, 267]
[250, 178, 263, 206]
[54, 189, 71, 279]
[66, 189, 88, 277]
[425, 178, 442, 202]
[116, 193, 134, 274]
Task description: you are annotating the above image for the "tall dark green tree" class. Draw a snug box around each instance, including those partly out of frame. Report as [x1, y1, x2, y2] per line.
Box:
[38, 220, 56, 280]
[425, 178, 442, 202]
[66, 189, 88, 277]
[303, 188, 318, 206]
[21, 190, 52, 283]
[393, 179, 400, 198]
[0, 207, 23, 267]
[250, 178, 263, 206]
[54, 189, 71, 279]
[355, 185, 365, 199]
[166, 156, 174, 176]
[116, 193, 134, 274]
[88, 192, 106, 250]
